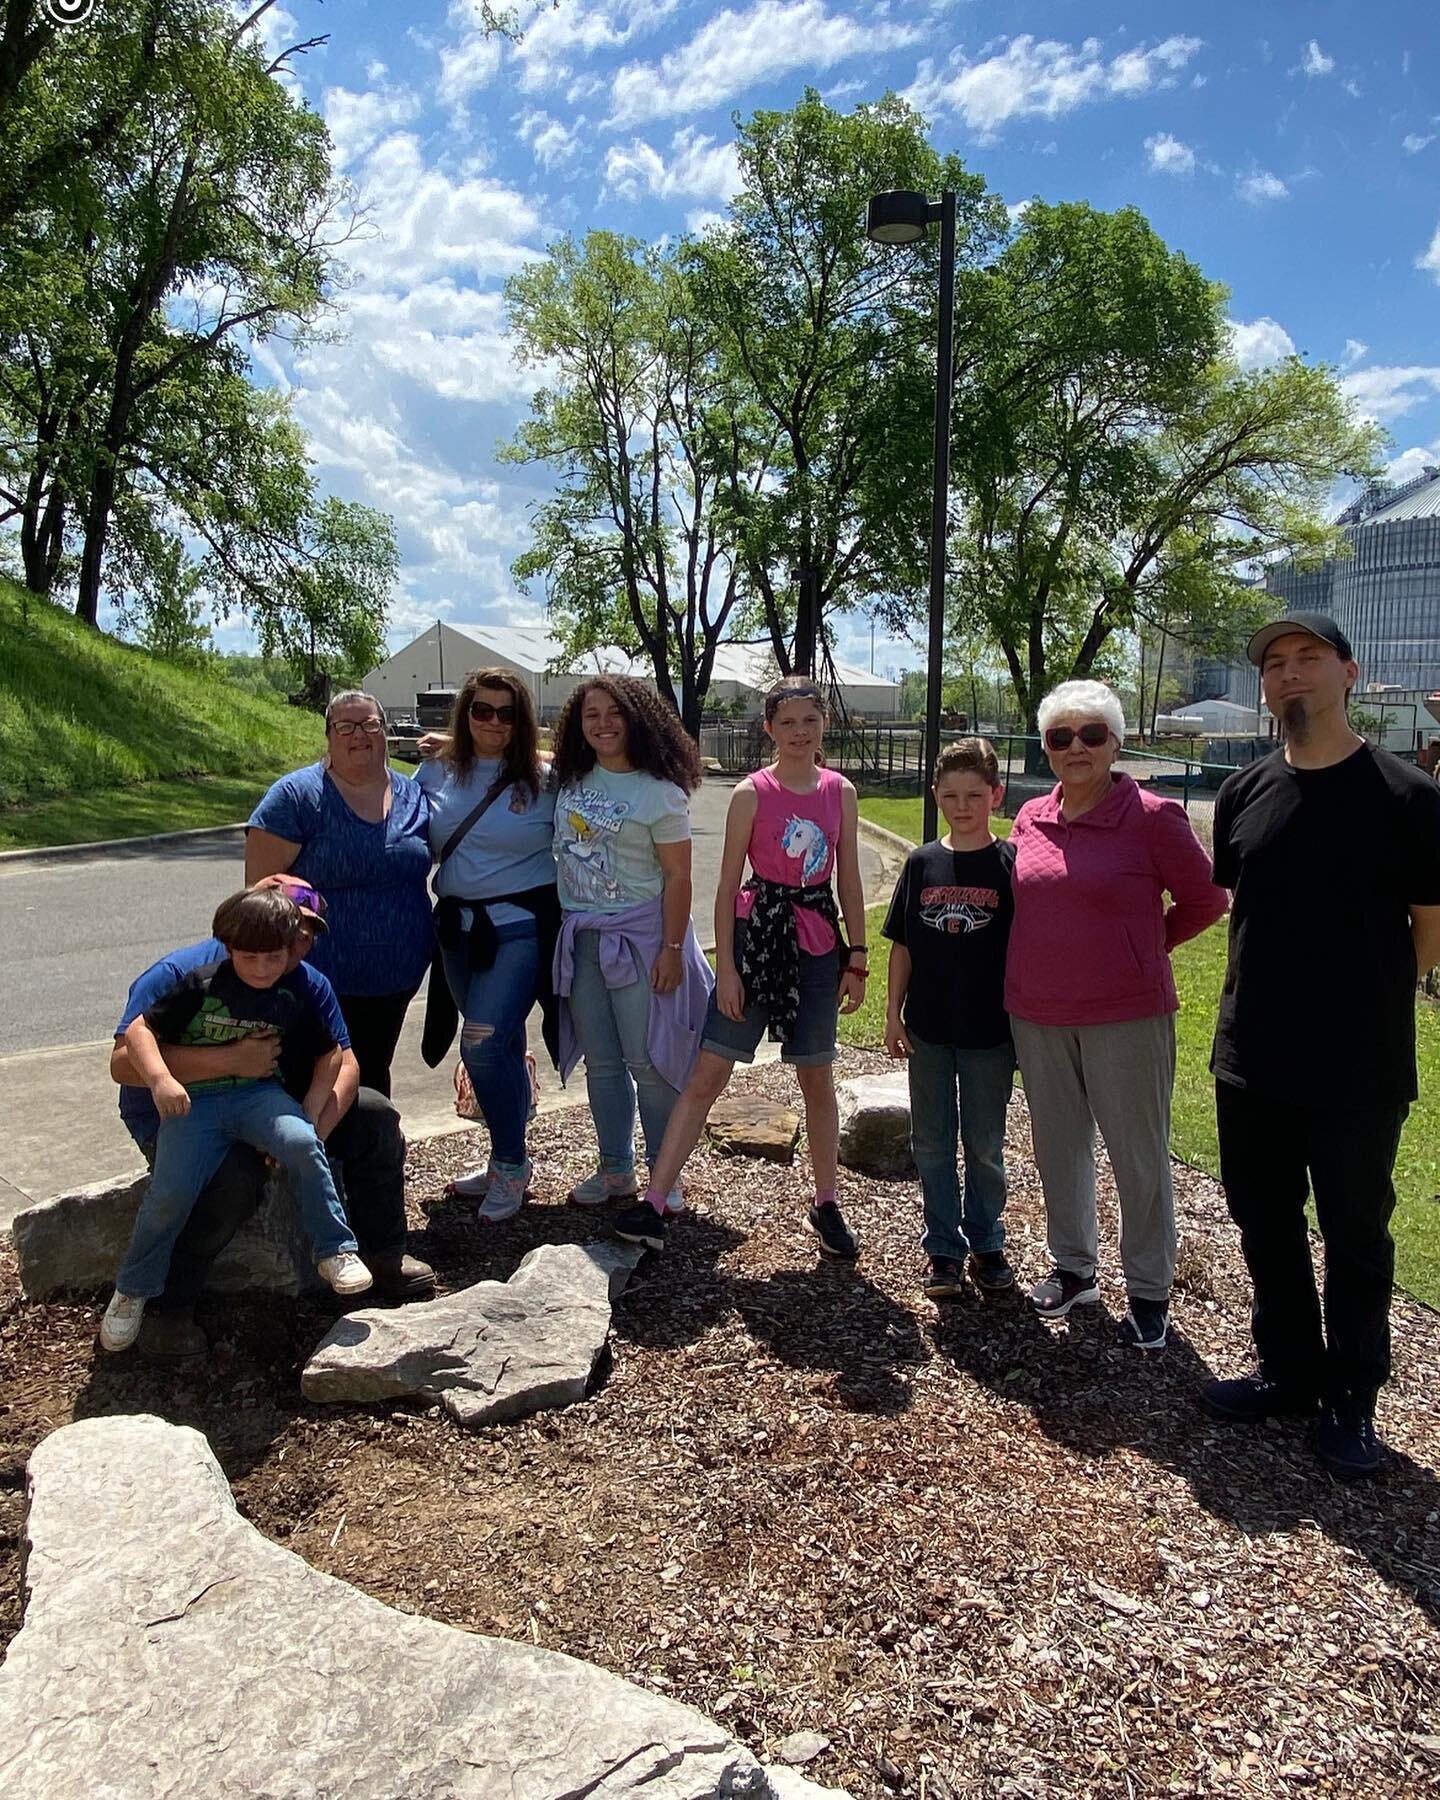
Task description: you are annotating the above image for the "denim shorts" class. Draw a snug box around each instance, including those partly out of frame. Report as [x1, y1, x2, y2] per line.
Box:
[702, 922, 839, 1066]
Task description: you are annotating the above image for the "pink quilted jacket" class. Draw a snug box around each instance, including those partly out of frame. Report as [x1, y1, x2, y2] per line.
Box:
[1004, 774, 1228, 1027]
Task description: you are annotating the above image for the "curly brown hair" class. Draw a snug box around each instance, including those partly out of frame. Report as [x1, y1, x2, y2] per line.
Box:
[549, 675, 702, 793]
[442, 667, 543, 802]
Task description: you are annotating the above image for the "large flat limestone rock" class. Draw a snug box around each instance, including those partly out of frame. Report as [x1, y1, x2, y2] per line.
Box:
[302, 1241, 643, 1426]
[705, 1095, 801, 1164]
[0, 1416, 849, 1799]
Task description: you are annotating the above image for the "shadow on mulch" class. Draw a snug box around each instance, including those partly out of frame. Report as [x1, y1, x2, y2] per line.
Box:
[927, 1289, 1440, 1625]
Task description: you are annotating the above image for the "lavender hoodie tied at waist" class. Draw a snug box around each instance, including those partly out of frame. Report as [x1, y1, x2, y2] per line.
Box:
[553, 896, 715, 1092]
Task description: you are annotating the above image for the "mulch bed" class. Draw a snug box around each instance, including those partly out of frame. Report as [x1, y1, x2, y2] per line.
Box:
[2, 1047, 1439, 1797]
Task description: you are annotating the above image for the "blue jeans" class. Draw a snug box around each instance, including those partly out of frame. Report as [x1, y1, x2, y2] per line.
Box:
[906, 1033, 1015, 1261]
[442, 920, 538, 1166]
[117, 1082, 357, 1298]
[567, 929, 680, 1169]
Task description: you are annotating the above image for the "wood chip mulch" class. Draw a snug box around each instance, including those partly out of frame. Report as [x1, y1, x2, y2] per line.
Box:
[2, 1047, 1439, 1798]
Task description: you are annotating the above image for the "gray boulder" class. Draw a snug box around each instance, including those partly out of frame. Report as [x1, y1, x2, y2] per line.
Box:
[0, 1415, 851, 1799]
[11, 1167, 319, 1300]
[835, 1073, 916, 1178]
[303, 1241, 642, 1425]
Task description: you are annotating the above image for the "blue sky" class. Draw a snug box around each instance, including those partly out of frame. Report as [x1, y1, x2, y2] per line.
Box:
[230, 0, 1440, 676]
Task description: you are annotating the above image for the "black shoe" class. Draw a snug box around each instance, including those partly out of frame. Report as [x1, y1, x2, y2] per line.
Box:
[1028, 1267, 1100, 1318]
[1116, 1297, 1169, 1352]
[136, 1310, 209, 1362]
[1199, 1375, 1319, 1424]
[614, 1200, 668, 1252]
[968, 1249, 1015, 1294]
[1316, 1396, 1380, 1480]
[805, 1202, 860, 1260]
[923, 1256, 965, 1299]
[367, 1250, 437, 1302]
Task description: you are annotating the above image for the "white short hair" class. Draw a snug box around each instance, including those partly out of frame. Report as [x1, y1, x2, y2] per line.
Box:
[1036, 680, 1126, 742]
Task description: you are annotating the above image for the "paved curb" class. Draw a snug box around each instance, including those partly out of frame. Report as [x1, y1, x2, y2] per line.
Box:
[856, 814, 918, 859]
[0, 821, 246, 866]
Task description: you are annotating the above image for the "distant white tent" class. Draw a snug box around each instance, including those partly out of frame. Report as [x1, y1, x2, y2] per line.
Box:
[1180, 695, 1262, 735]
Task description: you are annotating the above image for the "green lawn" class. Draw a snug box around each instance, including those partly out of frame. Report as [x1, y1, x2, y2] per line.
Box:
[859, 796, 1440, 1309]
[0, 769, 298, 850]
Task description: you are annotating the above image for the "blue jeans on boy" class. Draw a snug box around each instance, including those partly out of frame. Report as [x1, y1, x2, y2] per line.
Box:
[117, 1081, 358, 1298]
[441, 919, 539, 1167]
[566, 928, 680, 1170]
[906, 1032, 1015, 1261]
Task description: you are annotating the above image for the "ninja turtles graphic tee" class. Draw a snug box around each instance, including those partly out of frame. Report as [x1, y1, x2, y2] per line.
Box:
[554, 767, 692, 912]
[882, 837, 1016, 1048]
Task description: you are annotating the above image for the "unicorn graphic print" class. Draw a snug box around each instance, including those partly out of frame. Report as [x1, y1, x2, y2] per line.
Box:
[781, 813, 830, 885]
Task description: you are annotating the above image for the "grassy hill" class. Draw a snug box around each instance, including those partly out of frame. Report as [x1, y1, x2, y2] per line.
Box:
[0, 576, 325, 847]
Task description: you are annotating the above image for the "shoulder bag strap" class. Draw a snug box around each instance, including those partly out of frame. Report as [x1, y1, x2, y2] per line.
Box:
[437, 779, 508, 867]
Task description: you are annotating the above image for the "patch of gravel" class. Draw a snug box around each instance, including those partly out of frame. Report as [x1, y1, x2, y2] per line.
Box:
[3, 1048, 1439, 1798]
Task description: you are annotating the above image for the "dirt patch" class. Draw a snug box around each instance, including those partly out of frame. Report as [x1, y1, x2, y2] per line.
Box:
[3, 1050, 1439, 1797]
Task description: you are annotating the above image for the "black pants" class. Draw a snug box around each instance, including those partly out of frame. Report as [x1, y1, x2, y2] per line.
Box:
[149, 1088, 409, 1314]
[332, 990, 417, 1098]
[1215, 1079, 1407, 1400]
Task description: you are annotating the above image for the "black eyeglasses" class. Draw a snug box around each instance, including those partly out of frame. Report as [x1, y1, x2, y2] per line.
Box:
[1044, 723, 1112, 751]
[469, 700, 516, 724]
[330, 719, 384, 737]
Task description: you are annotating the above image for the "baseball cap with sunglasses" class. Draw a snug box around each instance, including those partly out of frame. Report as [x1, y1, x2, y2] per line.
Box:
[1044, 722, 1112, 751]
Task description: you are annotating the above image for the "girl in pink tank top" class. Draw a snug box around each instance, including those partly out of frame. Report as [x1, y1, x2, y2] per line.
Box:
[613, 677, 870, 1264]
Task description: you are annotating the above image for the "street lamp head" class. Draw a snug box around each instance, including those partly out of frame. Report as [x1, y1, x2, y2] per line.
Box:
[866, 190, 932, 245]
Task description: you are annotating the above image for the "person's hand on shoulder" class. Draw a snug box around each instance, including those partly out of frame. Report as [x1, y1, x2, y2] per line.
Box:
[417, 731, 449, 760]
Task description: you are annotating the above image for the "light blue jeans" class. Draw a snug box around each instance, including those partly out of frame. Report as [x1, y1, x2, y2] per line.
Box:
[441, 919, 539, 1167]
[906, 1033, 1015, 1261]
[116, 1081, 357, 1298]
[566, 929, 680, 1169]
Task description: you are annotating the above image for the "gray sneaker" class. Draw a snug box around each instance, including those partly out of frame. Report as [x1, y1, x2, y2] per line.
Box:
[1029, 1267, 1100, 1318]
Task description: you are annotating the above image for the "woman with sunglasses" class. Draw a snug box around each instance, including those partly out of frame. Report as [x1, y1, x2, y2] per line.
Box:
[1006, 680, 1227, 1352]
[246, 690, 434, 1096]
[415, 668, 559, 1220]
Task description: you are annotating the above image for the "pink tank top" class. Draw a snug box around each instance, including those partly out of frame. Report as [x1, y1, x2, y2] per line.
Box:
[734, 764, 844, 955]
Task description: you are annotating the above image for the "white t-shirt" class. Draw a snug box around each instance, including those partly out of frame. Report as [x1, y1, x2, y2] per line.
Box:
[554, 767, 691, 912]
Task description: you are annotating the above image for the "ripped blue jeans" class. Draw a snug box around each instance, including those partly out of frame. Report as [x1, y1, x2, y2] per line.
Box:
[441, 919, 539, 1167]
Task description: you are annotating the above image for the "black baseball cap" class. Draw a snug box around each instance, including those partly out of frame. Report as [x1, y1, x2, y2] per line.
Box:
[1246, 612, 1354, 667]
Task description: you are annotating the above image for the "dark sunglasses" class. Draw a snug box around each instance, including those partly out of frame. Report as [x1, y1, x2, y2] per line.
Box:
[282, 881, 327, 918]
[469, 700, 516, 724]
[1044, 723, 1112, 752]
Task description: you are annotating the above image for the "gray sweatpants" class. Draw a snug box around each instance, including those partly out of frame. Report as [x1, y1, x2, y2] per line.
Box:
[1011, 1013, 1178, 1303]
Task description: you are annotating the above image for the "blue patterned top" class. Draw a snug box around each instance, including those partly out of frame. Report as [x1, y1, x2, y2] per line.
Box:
[248, 763, 435, 997]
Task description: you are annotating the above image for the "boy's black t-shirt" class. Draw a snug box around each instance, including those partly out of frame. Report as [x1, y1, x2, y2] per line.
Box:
[1211, 743, 1440, 1108]
[882, 837, 1016, 1048]
[143, 960, 336, 1096]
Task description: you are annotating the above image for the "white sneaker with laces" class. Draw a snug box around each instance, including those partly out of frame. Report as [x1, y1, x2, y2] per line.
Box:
[317, 1251, 373, 1296]
[569, 1167, 638, 1208]
[99, 1291, 147, 1353]
[476, 1159, 530, 1222]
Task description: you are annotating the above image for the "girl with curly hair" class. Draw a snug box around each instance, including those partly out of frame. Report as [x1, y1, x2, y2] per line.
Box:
[550, 675, 713, 1212]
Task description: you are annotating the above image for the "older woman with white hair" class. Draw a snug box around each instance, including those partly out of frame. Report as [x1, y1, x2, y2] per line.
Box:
[1006, 679, 1227, 1352]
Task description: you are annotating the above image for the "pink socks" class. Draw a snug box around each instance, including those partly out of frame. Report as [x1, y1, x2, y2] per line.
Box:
[814, 1188, 838, 1210]
[642, 1185, 668, 1215]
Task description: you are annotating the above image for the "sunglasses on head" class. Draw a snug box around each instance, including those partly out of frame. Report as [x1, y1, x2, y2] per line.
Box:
[282, 881, 327, 918]
[1044, 723, 1112, 752]
[469, 700, 515, 724]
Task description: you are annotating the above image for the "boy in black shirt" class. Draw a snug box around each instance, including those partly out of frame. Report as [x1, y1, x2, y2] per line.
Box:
[884, 740, 1017, 1300]
[1202, 614, 1440, 1478]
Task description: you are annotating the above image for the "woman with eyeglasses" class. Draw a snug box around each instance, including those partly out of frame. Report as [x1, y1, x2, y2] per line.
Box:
[415, 668, 559, 1221]
[246, 690, 434, 1095]
[1006, 679, 1227, 1353]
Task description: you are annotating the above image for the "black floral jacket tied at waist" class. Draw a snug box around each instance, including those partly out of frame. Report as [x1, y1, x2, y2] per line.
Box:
[737, 876, 845, 1044]
[421, 885, 561, 1069]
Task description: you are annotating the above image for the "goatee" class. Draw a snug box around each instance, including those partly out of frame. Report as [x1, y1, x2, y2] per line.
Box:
[1281, 696, 1310, 743]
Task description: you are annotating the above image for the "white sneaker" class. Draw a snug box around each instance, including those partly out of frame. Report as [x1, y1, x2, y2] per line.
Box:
[99, 1291, 147, 1353]
[568, 1167, 639, 1209]
[317, 1252, 373, 1296]
[661, 1184, 686, 1217]
[476, 1159, 530, 1223]
[443, 1161, 495, 1200]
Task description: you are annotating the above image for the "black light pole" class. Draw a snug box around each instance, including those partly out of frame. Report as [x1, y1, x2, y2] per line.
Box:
[866, 188, 956, 845]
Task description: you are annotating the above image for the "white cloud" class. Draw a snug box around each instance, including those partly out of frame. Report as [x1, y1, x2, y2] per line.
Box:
[1417, 223, 1440, 281]
[516, 0, 678, 96]
[607, 0, 920, 127]
[1237, 169, 1289, 204]
[1385, 441, 1440, 485]
[1341, 338, 1369, 369]
[354, 135, 543, 285]
[1145, 132, 1195, 176]
[1403, 132, 1436, 154]
[1341, 365, 1440, 424]
[604, 128, 743, 204]
[438, 31, 503, 109]
[342, 284, 536, 406]
[1229, 317, 1296, 369]
[1005, 198, 1033, 225]
[519, 111, 583, 169]
[1299, 39, 1334, 78]
[685, 208, 728, 236]
[323, 85, 423, 171]
[905, 33, 1202, 137]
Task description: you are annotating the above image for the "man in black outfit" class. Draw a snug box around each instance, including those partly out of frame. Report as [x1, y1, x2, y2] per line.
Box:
[1201, 614, 1440, 1478]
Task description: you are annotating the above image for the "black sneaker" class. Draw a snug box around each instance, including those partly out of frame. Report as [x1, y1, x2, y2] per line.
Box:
[968, 1249, 1015, 1294]
[1199, 1374, 1320, 1424]
[923, 1256, 965, 1299]
[1316, 1396, 1380, 1480]
[1028, 1267, 1100, 1318]
[1116, 1297, 1169, 1352]
[806, 1202, 860, 1260]
[614, 1200, 668, 1252]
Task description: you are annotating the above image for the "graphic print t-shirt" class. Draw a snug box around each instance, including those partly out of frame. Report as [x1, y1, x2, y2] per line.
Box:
[554, 767, 691, 912]
[882, 837, 1016, 1048]
[143, 960, 338, 1097]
